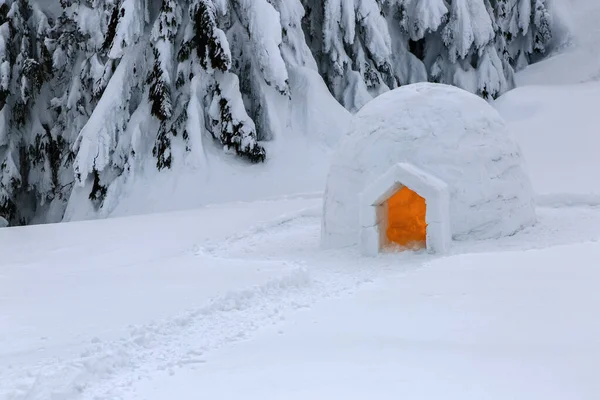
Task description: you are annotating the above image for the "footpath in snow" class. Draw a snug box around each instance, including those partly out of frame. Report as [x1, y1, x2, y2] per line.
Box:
[135, 242, 600, 400]
[0, 197, 322, 399]
[4, 201, 600, 400]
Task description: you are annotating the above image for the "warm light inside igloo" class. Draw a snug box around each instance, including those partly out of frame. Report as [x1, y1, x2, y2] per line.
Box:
[386, 186, 427, 248]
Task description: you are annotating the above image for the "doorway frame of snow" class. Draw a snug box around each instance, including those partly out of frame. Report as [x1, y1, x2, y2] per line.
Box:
[359, 163, 452, 256]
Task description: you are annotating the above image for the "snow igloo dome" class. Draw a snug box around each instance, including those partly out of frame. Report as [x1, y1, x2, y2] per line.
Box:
[321, 82, 536, 256]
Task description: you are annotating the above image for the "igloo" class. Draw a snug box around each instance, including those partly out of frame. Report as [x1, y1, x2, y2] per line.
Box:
[321, 82, 536, 256]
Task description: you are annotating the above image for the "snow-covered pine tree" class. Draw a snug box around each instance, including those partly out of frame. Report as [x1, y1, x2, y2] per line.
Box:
[148, 0, 180, 170]
[0, 0, 53, 224]
[69, 0, 149, 210]
[301, 0, 397, 112]
[301, 0, 553, 106]
[0, 0, 18, 222]
[65, 0, 295, 215]
[34, 2, 100, 222]
[493, 0, 552, 70]
[0, 0, 558, 225]
[21, 3, 79, 224]
[170, 0, 269, 165]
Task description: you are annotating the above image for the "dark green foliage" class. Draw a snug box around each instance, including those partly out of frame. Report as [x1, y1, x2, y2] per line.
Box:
[148, 0, 182, 169]
[22, 58, 44, 92]
[0, 2, 9, 25]
[89, 169, 107, 204]
[147, 48, 172, 121]
[13, 101, 27, 127]
[0, 195, 17, 223]
[28, 127, 70, 196]
[102, 1, 121, 53]
[213, 86, 265, 163]
[153, 99, 189, 170]
[153, 121, 172, 170]
[189, 0, 230, 71]
[533, 2, 552, 53]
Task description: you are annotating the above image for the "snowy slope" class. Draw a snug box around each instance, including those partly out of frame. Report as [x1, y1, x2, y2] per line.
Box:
[494, 0, 600, 204]
[135, 243, 600, 400]
[495, 83, 600, 203]
[0, 197, 322, 398]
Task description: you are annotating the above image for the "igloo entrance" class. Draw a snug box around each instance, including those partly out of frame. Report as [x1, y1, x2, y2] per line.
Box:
[385, 186, 427, 249]
[359, 163, 452, 256]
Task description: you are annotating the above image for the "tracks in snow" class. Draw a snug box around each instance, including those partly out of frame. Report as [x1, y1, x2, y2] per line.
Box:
[1, 207, 427, 400]
[5, 204, 600, 400]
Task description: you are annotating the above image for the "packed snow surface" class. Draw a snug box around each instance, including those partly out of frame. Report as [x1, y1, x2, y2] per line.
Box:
[3, 199, 600, 399]
[322, 82, 535, 250]
[495, 83, 600, 204]
[136, 242, 600, 400]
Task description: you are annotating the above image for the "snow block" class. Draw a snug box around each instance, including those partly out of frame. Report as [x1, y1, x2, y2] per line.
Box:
[360, 226, 380, 257]
[322, 82, 537, 254]
[359, 203, 377, 228]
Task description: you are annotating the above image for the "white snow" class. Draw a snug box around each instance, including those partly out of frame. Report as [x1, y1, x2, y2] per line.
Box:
[4, 200, 600, 399]
[0, 197, 321, 399]
[443, 0, 495, 61]
[108, 0, 146, 59]
[322, 82, 536, 250]
[404, 0, 448, 41]
[1, 198, 319, 354]
[134, 242, 600, 400]
[236, 0, 289, 92]
[3, 1, 600, 399]
[64, 66, 350, 221]
[71, 43, 144, 187]
[495, 82, 600, 203]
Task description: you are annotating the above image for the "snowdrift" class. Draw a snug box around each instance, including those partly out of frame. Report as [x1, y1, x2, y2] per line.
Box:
[495, 82, 600, 204]
[63, 67, 350, 221]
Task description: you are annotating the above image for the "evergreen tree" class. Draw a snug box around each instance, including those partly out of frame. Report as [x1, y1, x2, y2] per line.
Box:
[148, 0, 181, 169]
[301, 0, 553, 107]
[493, 0, 552, 70]
[0, 0, 51, 224]
[0, 0, 18, 222]
[69, 0, 149, 210]
[301, 0, 396, 112]
[0, 0, 558, 224]
[170, 0, 268, 165]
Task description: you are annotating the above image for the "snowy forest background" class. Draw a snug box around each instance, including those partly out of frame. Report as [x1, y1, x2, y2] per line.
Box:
[0, 0, 561, 225]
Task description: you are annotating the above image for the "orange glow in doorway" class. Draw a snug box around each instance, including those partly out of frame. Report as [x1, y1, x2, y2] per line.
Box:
[386, 186, 427, 248]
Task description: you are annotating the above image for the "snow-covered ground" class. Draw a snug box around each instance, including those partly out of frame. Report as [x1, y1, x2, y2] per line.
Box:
[136, 242, 600, 400]
[3, 201, 600, 399]
[3, 0, 600, 399]
[495, 82, 600, 203]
